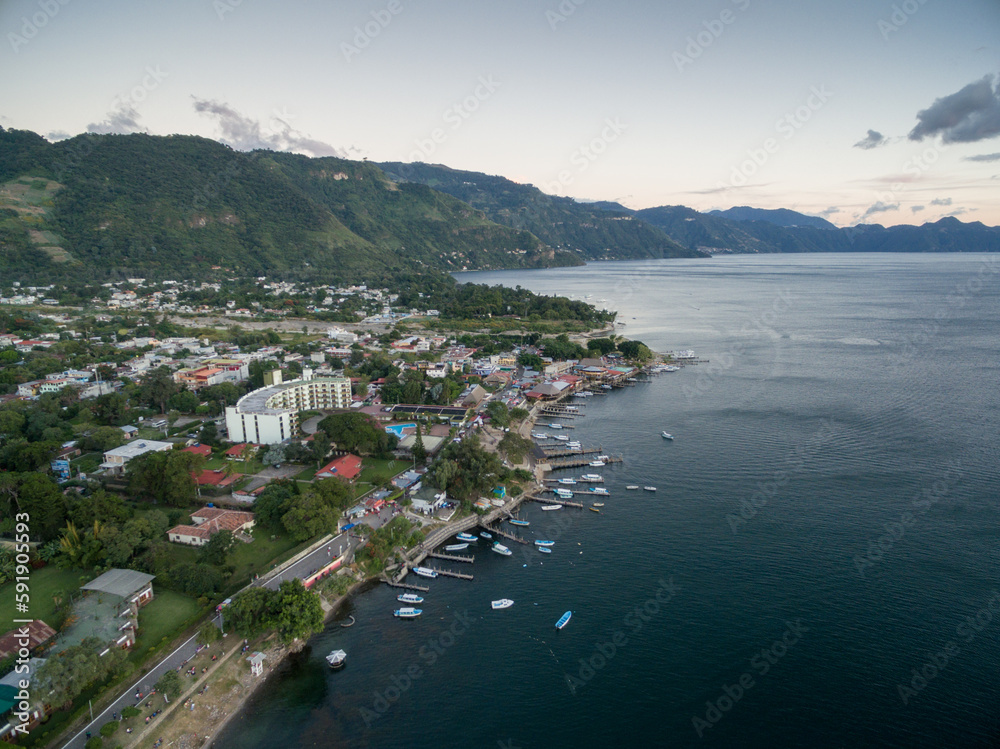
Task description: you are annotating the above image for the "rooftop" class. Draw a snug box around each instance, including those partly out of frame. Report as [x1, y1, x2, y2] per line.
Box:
[81, 569, 155, 599]
[232, 376, 350, 416]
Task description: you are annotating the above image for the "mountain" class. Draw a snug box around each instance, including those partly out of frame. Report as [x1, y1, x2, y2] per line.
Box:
[629, 205, 1000, 255]
[0, 129, 575, 283]
[707, 206, 838, 230]
[377, 162, 702, 261]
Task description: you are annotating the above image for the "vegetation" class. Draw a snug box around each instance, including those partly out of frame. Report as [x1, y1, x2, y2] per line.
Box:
[33, 636, 128, 706]
[318, 412, 398, 456]
[427, 436, 503, 501]
[225, 579, 323, 644]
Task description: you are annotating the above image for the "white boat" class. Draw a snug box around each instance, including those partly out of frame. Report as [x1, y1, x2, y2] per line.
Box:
[394, 607, 422, 618]
[600, 384, 612, 390]
[491, 599, 514, 609]
[397, 593, 424, 604]
[413, 567, 438, 578]
[444, 543, 469, 551]
[535, 540, 555, 547]
[554, 489, 574, 498]
[492, 542, 512, 556]
[456, 533, 478, 543]
[541, 505, 562, 511]
[531, 432, 546, 439]
[589, 460, 605, 467]
[580, 474, 602, 482]
[644, 486, 657, 492]
[661, 432, 674, 440]
[538, 546, 552, 554]
[549, 423, 563, 429]
[557, 478, 577, 485]
[480, 531, 493, 539]
[589, 487, 609, 496]
[326, 649, 347, 669]
[592, 502, 605, 508]
[626, 485, 639, 490]
[554, 435, 570, 442]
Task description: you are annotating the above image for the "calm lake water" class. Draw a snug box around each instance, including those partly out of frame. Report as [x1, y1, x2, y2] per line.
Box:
[216, 254, 1000, 749]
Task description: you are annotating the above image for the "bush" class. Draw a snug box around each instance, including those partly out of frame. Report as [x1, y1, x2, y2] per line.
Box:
[100, 721, 119, 737]
[85, 737, 103, 749]
[121, 706, 140, 719]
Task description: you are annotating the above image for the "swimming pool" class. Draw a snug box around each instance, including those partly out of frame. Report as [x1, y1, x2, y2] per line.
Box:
[384, 423, 416, 437]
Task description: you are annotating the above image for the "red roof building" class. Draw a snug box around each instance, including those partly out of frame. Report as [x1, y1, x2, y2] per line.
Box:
[182, 444, 213, 457]
[224, 443, 257, 458]
[0, 620, 57, 660]
[193, 469, 241, 487]
[315, 453, 363, 481]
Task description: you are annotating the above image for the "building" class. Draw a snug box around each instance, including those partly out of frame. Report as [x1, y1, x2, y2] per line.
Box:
[100, 439, 173, 474]
[51, 570, 156, 657]
[167, 506, 255, 546]
[0, 621, 57, 662]
[315, 454, 363, 481]
[225, 376, 352, 444]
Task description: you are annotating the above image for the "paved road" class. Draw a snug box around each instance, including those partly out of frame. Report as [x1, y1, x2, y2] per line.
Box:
[257, 532, 351, 590]
[63, 612, 223, 749]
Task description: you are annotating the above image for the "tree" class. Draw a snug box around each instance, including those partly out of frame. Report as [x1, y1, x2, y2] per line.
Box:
[618, 339, 653, 362]
[485, 400, 510, 428]
[252, 482, 296, 529]
[262, 444, 286, 466]
[139, 367, 179, 414]
[199, 530, 234, 566]
[168, 389, 200, 413]
[586, 337, 618, 356]
[318, 413, 397, 457]
[99, 721, 120, 738]
[271, 580, 324, 643]
[80, 425, 126, 452]
[281, 491, 337, 542]
[517, 352, 543, 368]
[427, 436, 503, 501]
[33, 636, 127, 706]
[510, 406, 530, 423]
[68, 490, 133, 527]
[154, 670, 183, 701]
[197, 622, 222, 646]
[14, 473, 68, 541]
[126, 450, 203, 506]
[311, 429, 332, 468]
[498, 432, 533, 463]
[411, 423, 427, 465]
[226, 587, 278, 639]
[170, 562, 225, 597]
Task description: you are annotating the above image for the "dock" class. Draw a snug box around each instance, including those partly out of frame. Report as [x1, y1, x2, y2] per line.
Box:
[547, 454, 624, 469]
[540, 445, 604, 458]
[427, 552, 475, 564]
[383, 579, 430, 593]
[427, 566, 474, 580]
[526, 494, 584, 509]
[482, 525, 530, 545]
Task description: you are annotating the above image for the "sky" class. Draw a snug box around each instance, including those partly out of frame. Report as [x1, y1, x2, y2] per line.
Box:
[1, 0, 998, 227]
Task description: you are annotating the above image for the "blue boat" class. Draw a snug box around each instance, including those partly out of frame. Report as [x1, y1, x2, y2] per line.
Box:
[480, 531, 493, 539]
[456, 532, 478, 543]
[509, 519, 530, 527]
[538, 547, 552, 554]
[556, 611, 572, 629]
[534, 540, 555, 547]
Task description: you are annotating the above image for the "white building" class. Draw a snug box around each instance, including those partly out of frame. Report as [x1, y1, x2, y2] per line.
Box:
[225, 376, 352, 444]
[100, 439, 173, 474]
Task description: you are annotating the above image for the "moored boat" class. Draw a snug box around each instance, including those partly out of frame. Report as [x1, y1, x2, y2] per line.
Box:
[444, 543, 469, 551]
[535, 540, 555, 547]
[589, 460, 605, 467]
[556, 611, 572, 629]
[557, 478, 577, 485]
[394, 607, 422, 618]
[480, 531, 493, 539]
[397, 593, 424, 604]
[589, 487, 609, 495]
[456, 532, 478, 543]
[492, 542, 512, 556]
[538, 546, 552, 554]
[509, 518, 530, 527]
[413, 566, 438, 578]
[589, 507, 601, 513]
[541, 504, 562, 511]
[326, 649, 347, 669]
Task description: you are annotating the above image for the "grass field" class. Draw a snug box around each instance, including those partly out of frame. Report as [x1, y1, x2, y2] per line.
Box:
[133, 589, 202, 658]
[350, 457, 410, 498]
[0, 565, 91, 628]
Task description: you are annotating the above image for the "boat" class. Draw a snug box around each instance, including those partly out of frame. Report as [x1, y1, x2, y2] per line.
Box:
[589, 460, 605, 467]
[626, 485, 639, 490]
[480, 531, 493, 539]
[491, 599, 514, 609]
[644, 486, 657, 492]
[538, 546, 552, 554]
[535, 540, 555, 547]
[580, 474, 602, 482]
[340, 615, 355, 628]
[589, 507, 601, 513]
[413, 567, 438, 578]
[492, 542, 512, 556]
[491, 499, 505, 507]
[541, 505, 562, 511]
[397, 593, 424, 604]
[554, 435, 570, 442]
[444, 543, 469, 551]
[549, 423, 563, 429]
[566, 441, 581, 447]
[557, 478, 577, 485]
[509, 518, 530, 527]
[600, 384, 612, 390]
[456, 532, 478, 543]
[589, 487, 609, 495]
[554, 490, 573, 499]
[394, 607, 422, 618]
[592, 502, 605, 508]
[326, 649, 347, 669]
[556, 611, 573, 629]
[661, 432, 674, 440]
[531, 432, 546, 439]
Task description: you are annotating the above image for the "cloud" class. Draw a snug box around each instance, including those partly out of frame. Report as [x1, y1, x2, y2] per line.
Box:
[911, 205, 925, 213]
[818, 207, 839, 217]
[944, 208, 968, 217]
[963, 152, 1000, 162]
[46, 130, 72, 142]
[860, 201, 899, 220]
[87, 103, 146, 135]
[908, 74, 1000, 143]
[853, 129, 887, 150]
[192, 98, 345, 158]
[930, 197, 952, 206]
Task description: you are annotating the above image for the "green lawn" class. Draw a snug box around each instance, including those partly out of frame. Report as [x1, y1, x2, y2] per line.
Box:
[133, 589, 202, 658]
[0, 565, 91, 629]
[226, 532, 303, 587]
[350, 458, 410, 498]
[70, 451, 104, 474]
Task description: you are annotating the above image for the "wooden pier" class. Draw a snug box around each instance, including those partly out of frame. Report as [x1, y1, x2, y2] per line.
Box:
[541, 445, 603, 458]
[383, 579, 430, 592]
[483, 525, 530, 545]
[527, 495, 584, 509]
[428, 566, 474, 580]
[427, 552, 475, 564]
[547, 454, 624, 470]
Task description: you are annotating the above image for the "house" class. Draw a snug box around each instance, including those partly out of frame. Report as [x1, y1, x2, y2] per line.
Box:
[167, 506, 255, 546]
[52, 569, 156, 656]
[120, 425, 139, 440]
[460, 385, 487, 407]
[100, 439, 173, 474]
[315, 454, 363, 481]
[409, 484, 448, 516]
[0, 658, 47, 741]
[224, 443, 258, 460]
[0, 621, 57, 661]
[182, 443, 212, 458]
[193, 469, 240, 488]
